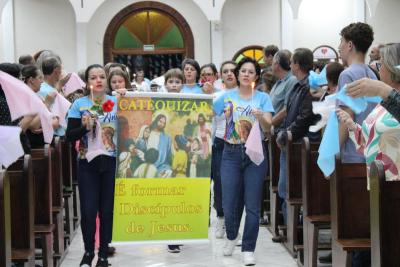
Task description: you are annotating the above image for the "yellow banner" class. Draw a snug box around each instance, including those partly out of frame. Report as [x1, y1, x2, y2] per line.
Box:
[112, 93, 213, 244]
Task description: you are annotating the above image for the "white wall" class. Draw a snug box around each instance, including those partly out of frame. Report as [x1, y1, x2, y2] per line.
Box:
[87, 0, 210, 66]
[367, 0, 400, 45]
[222, 0, 281, 60]
[292, 0, 358, 52]
[13, 0, 76, 71]
[0, 0, 14, 62]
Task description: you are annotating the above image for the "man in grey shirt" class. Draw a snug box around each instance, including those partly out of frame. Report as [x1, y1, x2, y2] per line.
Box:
[270, 50, 298, 127]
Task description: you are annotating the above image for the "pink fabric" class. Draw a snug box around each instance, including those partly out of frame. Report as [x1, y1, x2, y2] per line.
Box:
[245, 120, 264, 166]
[0, 126, 24, 168]
[0, 71, 54, 143]
[63, 73, 85, 96]
[51, 93, 71, 128]
[86, 120, 108, 162]
[95, 214, 100, 249]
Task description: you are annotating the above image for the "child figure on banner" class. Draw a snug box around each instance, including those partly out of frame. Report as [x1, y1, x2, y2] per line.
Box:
[172, 135, 189, 177]
[133, 148, 159, 178]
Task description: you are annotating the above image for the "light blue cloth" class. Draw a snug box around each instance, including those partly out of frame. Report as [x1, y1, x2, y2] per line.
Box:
[317, 110, 339, 177]
[181, 84, 203, 94]
[309, 67, 327, 90]
[336, 85, 381, 114]
[317, 86, 381, 176]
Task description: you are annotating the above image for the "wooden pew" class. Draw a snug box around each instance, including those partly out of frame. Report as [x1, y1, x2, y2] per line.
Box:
[369, 160, 400, 267]
[70, 143, 81, 231]
[301, 138, 330, 267]
[8, 155, 35, 267]
[61, 139, 74, 246]
[31, 145, 54, 267]
[283, 131, 304, 257]
[330, 157, 370, 266]
[267, 128, 284, 238]
[0, 170, 12, 267]
[52, 137, 65, 264]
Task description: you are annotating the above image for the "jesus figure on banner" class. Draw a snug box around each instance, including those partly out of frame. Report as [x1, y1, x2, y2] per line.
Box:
[147, 114, 173, 177]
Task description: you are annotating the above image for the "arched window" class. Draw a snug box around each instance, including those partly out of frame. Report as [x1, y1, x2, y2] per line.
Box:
[233, 45, 265, 67]
[104, 2, 194, 79]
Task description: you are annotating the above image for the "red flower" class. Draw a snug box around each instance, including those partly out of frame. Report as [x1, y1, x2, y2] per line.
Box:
[102, 99, 114, 113]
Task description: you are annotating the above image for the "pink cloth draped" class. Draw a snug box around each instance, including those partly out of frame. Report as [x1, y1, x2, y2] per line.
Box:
[245, 120, 264, 166]
[0, 71, 54, 143]
[51, 93, 71, 128]
[86, 120, 108, 162]
[0, 126, 24, 168]
[63, 73, 85, 96]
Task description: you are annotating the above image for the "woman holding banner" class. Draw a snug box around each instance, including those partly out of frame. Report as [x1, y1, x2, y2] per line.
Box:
[214, 57, 274, 266]
[66, 64, 117, 267]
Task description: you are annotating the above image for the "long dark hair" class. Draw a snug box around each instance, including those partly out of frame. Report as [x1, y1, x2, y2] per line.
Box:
[150, 114, 167, 132]
[84, 64, 104, 95]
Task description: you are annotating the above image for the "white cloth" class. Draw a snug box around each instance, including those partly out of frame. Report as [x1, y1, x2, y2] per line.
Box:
[309, 94, 336, 133]
[0, 126, 24, 168]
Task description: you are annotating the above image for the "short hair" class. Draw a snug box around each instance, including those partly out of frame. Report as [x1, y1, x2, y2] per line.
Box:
[107, 69, 132, 90]
[273, 50, 292, 71]
[292, 48, 314, 73]
[263, 45, 279, 57]
[181, 58, 201, 82]
[326, 62, 344, 86]
[262, 71, 277, 92]
[145, 148, 159, 164]
[220, 60, 237, 73]
[200, 63, 218, 75]
[0, 63, 21, 78]
[41, 57, 61, 76]
[104, 62, 127, 76]
[18, 54, 34, 65]
[21, 64, 40, 83]
[164, 68, 184, 84]
[380, 43, 400, 84]
[340, 22, 374, 54]
[235, 57, 261, 85]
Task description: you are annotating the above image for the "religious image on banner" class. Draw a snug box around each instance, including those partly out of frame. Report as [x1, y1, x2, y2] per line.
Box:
[113, 92, 213, 244]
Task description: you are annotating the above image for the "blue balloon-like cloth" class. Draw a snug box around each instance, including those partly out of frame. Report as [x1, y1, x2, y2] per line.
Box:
[316, 85, 382, 177]
[309, 67, 327, 90]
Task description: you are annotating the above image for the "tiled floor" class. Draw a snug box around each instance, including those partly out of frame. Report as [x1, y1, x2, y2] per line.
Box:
[60, 218, 298, 267]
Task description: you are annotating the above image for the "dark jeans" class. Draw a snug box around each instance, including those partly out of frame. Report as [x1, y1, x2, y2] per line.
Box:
[221, 143, 267, 252]
[78, 155, 116, 259]
[352, 251, 371, 267]
[277, 150, 287, 224]
[211, 137, 224, 218]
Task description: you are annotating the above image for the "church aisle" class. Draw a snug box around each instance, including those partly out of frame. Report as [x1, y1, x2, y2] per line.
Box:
[61, 219, 297, 267]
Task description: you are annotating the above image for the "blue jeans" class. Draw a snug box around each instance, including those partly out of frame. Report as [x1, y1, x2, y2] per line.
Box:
[278, 150, 287, 224]
[78, 155, 116, 259]
[211, 137, 224, 217]
[352, 251, 371, 267]
[221, 143, 267, 252]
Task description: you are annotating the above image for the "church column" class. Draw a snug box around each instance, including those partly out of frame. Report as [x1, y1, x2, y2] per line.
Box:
[353, 0, 366, 22]
[1, 0, 15, 62]
[280, 0, 294, 51]
[210, 20, 223, 70]
[75, 22, 88, 71]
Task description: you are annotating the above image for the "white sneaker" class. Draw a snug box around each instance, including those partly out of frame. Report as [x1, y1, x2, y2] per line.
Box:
[223, 235, 240, 256]
[236, 233, 242, 246]
[215, 217, 226, 239]
[242, 251, 256, 266]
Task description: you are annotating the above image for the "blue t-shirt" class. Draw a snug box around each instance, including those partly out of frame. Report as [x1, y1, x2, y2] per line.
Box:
[181, 84, 203, 94]
[37, 82, 65, 136]
[67, 95, 118, 158]
[214, 89, 274, 144]
[336, 63, 377, 163]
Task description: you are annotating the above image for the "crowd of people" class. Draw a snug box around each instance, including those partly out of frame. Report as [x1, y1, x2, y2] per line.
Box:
[1, 21, 400, 267]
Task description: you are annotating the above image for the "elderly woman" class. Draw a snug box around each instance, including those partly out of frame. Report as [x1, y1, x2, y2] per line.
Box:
[337, 43, 400, 186]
